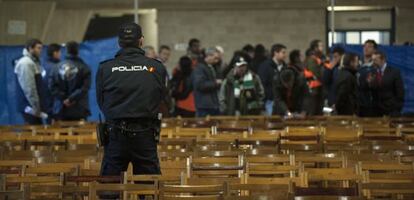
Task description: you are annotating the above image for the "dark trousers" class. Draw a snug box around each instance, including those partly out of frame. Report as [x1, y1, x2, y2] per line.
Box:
[175, 107, 195, 118]
[22, 113, 43, 125]
[305, 87, 324, 116]
[101, 128, 160, 176]
[196, 108, 220, 117]
[358, 106, 381, 117]
[100, 123, 160, 199]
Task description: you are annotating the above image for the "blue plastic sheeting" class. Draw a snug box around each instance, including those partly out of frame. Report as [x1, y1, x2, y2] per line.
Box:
[1, 39, 414, 125]
[0, 37, 119, 125]
[333, 44, 414, 115]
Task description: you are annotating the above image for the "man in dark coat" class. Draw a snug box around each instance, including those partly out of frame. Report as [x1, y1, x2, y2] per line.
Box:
[372, 51, 405, 116]
[334, 53, 359, 115]
[258, 44, 287, 116]
[273, 67, 308, 117]
[49, 41, 91, 120]
[323, 46, 344, 107]
[357, 40, 380, 117]
[192, 47, 222, 117]
[43, 43, 62, 122]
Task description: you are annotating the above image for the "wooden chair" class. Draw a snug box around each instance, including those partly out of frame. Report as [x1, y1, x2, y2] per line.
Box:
[158, 138, 195, 152]
[295, 165, 363, 198]
[358, 161, 414, 199]
[236, 130, 279, 150]
[323, 125, 360, 144]
[189, 151, 244, 180]
[195, 138, 238, 151]
[89, 181, 157, 200]
[246, 154, 297, 177]
[223, 181, 293, 200]
[0, 177, 29, 200]
[296, 153, 346, 169]
[281, 126, 321, 144]
[169, 127, 210, 139]
[160, 160, 189, 178]
[280, 126, 323, 154]
[159, 181, 225, 200]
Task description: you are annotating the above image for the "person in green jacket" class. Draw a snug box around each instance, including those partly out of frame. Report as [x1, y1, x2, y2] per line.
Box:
[219, 56, 265, 116]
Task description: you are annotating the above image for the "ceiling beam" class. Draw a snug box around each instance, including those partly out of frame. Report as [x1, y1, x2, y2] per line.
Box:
[3, 0, 414, 10]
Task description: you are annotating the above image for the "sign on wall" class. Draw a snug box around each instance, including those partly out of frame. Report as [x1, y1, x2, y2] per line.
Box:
[328, 10, 391, 30]
[7, 20, 27, 35]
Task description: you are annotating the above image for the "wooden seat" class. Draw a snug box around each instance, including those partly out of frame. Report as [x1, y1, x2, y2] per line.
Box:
[89, 181, 157, 200]
[358, 161, 414, 199]
[159, 181, 225, 200]
[223, 182, 293, 200]
[324, 125, 360, 143]
[189, 151, 244, 179]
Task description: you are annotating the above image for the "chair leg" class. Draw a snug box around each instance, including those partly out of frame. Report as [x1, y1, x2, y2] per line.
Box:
[89, 182, 97, 200]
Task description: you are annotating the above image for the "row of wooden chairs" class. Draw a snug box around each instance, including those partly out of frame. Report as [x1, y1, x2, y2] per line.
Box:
[0, 117, 413, 199]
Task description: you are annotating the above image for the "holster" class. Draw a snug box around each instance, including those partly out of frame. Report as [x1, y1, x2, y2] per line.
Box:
[153, 119, 161, 143]
[96, 122, 109, 147]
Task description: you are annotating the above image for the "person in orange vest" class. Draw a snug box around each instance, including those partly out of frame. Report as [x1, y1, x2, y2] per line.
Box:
[304, 40, 327, 116]
[170, 56, 196, 117]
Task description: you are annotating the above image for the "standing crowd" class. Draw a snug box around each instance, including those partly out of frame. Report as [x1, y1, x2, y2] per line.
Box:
[15, 39, 91, 124]
[166, 38, 404, 118]
[14, 37, 405, 125]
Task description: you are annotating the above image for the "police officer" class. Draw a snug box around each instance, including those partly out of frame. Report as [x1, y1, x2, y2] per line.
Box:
[96, 22, 167, 184]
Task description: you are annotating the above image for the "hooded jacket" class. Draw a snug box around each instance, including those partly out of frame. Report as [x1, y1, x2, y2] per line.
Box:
[219, 69, 264, 115]
[49, 55, 91, 119]
[14, 49, 44, 114]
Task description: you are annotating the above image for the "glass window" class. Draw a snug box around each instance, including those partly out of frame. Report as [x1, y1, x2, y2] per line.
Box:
[380, 32, 390, 45]
[361, 31, 381, 44]
[346, 32, 360, 44]
[328, 32, 345, 46]
[329, 31, 390, 46]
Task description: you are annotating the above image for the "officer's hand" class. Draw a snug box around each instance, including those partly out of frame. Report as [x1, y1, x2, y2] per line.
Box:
[216, 79, 223, 85]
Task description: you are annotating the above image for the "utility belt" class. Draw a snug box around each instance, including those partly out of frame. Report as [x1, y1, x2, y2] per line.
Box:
[97, 117, 161, 147]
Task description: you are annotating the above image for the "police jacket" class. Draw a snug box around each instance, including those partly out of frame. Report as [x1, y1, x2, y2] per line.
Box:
[96, 47, 167, 120]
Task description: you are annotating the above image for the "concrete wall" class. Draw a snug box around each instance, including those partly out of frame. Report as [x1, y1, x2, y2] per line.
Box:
[158, 8, 326, 68]
[1, 0, 413, 65]
[396, 7, 414, 44]
[0, 1, 55, 45]
[43, 9, 92, 44]
[140, 10, 159, 50]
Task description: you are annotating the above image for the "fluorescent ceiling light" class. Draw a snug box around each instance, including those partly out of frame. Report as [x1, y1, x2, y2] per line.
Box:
[327, 6, 392, 11]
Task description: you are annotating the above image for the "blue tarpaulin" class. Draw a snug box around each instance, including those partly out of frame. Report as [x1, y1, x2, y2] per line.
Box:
[1, 38, 413, 125]
[0, 37, 119, 125]
[333, 44, 414, 115]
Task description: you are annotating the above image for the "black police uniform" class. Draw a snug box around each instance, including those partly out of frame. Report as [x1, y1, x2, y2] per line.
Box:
[96, 45, 167, 177]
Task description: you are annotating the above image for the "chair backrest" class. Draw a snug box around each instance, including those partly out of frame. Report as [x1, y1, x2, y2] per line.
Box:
[224, 182, 292, 200]
[88, 181, 157, 200]
[159, 181, 225, 200]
